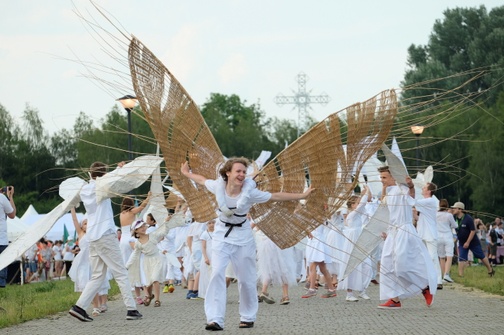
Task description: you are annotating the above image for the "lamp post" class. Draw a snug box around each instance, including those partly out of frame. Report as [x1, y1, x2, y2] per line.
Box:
[116, 95, 138, 161]
[411, 125, 425, 172]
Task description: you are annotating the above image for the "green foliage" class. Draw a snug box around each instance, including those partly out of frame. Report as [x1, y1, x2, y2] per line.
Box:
[452, 264, 504, 296]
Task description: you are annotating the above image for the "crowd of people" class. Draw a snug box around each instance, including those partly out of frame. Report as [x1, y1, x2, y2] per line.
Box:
[1, 157, 502, 331]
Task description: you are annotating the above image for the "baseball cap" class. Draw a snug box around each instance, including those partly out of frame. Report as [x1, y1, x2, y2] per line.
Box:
[451, 202, 465, 210]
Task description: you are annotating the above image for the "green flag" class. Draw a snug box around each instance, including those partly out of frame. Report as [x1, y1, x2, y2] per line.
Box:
[63, 224, 69, 243]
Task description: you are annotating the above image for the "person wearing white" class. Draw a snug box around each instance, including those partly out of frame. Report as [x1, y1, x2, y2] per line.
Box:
[436, 199, 458, 283]
[338, 187, 373, 302]
[377, 166, 437, 309]
[198, 220, 215, 298]
[1, 185, 17, 287]
[181, 158, 313, 331]
[325, 210, 346, 285]
[185, 220, 206, 299]
[69, 161, 141, 322]
[413, 183, 443, 287]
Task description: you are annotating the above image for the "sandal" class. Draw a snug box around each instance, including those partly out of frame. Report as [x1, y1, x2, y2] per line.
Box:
[144, 295, 152, 306]
[239, 321, 254, 328]
[280, 296, 290, 305]
[205, 322, 223, 331]
[92, 308, 101, 316]
[154, 300, 161, 307]
[488, 269, 496, 277]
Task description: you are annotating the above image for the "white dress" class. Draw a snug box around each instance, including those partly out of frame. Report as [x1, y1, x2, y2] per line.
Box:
[380, 185, 437, 300]
[338, 196, 373, 291]
[198, 229, 213, 298]
[325, 213, 346, 276]
[255, 230, 297, 286]
[305, 224, 332, 264]
[126, 220, 171, 286]
[68, 235, 90, 292]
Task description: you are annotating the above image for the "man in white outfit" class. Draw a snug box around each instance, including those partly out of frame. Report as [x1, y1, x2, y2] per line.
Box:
[181, 157, 313, 331]
[377, 166, 437, 309]
[413, 183, 443, 288]
[69, 161, 142, 322]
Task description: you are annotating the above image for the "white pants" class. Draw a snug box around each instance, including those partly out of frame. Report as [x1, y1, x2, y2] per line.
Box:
[424, 239, 443, 285]
[76, 234, 136, 310]
[204, 240, 257, 328]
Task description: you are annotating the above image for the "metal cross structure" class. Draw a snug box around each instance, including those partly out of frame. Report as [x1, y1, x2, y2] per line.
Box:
[274, 72, 331, 137]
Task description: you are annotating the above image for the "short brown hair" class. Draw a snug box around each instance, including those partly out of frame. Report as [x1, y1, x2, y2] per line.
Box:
[377, 165, 390, 173]
[90, 162, 107, 179]
[219, 157, 250, 181]
[346, 195, 359, 209]
[439, 199, 449, 211]
[426, 182, 437, 196]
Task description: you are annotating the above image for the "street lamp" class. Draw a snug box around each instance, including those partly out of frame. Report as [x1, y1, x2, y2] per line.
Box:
[411, 125, 425, 172]
[116, 95, 138, 161]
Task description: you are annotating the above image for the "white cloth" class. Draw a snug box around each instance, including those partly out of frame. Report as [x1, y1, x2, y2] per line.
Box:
[80, 180, 115, 242]
[204, 179, 271, 246]
[415, 196, 439, 241]
[305, 224, 332, 264]
[436, 211, 457, 235]
[52, 245, 63, 261]
[126, 219, 172, 286]
[255, 230, 297, 286]
[380, 184, 437, 300]
[198, 230, 213, 298]
[325, 214, 346, 276]
[0, 194, 14, 245]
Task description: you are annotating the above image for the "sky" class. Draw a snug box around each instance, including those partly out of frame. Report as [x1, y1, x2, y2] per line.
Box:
[0, 0, 501, 135]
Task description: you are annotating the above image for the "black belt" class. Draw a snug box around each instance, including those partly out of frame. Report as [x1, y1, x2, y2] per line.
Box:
[222, 218, 247, 237]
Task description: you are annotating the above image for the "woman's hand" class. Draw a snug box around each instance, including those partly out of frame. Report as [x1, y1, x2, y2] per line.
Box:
[180, 161, 190, 176]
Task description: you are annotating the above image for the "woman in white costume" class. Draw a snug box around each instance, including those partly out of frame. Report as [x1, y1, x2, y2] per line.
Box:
[198, 220, 215, 299]
[126, 214, 180, 307]
[119, 193, 151, 304]
[181, 157, 313, 331]
[338, 187, 373, 302]
[68, 208, 108, 316]
[325, 209, 346, 287]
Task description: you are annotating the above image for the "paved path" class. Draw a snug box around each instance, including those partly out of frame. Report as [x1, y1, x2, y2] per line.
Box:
[3, 280, 503, 335]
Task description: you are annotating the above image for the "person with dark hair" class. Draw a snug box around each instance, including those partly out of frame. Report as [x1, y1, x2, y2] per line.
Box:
[377, 166, 437, 309]
[181, 157, 314, 331]
[413, 182, 443, 289]
[69, 161, 142, 322]
[451, 202, 494, 277]
[436, 199, 458, 283]
[0, 185, 16, 288]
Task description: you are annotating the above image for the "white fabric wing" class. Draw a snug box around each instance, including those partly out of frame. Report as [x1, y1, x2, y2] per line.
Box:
[142, 160, 168, 224]
[0, 185, 82, 272]
[95, 155, 163, 203]
[342, 204, 389, 279]
[382, 143, 408, 186]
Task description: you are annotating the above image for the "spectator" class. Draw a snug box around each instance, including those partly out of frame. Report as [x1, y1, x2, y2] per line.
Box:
[53, 240, 64, 278]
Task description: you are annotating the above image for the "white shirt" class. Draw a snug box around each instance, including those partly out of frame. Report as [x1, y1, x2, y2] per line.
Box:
[436, 211, 457, 235]
[52, 245, 63, 261]
[0, 193, 14, 245]
[415, 196, 439, 241]
[385, 184, 415, 228]
[205, 179, 271, 246]
[80, 180, 115, 242]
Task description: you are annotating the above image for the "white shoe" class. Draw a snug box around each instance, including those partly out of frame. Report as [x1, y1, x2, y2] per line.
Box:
[443, 274, 453, 283]
[359, 292, 371, 300]
[346, 295, 359, 302]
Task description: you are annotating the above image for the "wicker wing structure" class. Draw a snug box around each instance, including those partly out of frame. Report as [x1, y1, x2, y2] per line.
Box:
[128, 36, 223, 222]
[251, 90, 397, 249]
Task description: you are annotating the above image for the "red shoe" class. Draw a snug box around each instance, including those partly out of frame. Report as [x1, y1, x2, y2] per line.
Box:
[422, 287, 434, 307]
[377, 299, 401, 309]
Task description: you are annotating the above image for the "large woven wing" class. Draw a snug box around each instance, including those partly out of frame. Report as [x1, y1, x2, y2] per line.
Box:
[251, 90, 397, 249]
[127, 36, 222, 222]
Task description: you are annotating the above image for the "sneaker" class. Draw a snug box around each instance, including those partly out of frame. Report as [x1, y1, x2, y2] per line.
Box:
[69, 305, 93, 322]
[359, 292, 371, 300]
[260, 292, 275, 304]
[346, 295, 359, 302]
[92, 308, 101, 317]
[135, 296, 144, 305]
[301, 289, 317, 298]
[443, 274, 453, 283]
[377, 299, 401, 309]
[126, 310, 143, 320]
[187, 292, 198, 299]
[370, 279, 379, 285]
[321, 289, 337, 298]
[163, 285, 170, 293]
[422, 287, 434, 307]
[168, 284, 175, 293]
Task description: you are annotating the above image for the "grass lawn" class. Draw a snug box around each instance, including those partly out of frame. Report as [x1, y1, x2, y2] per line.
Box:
[451, 263, 503, 295]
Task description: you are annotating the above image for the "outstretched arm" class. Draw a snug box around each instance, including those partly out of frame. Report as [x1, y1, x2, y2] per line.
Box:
[130, 191, 152, 214]
[269, 185, 315, 202]
[70, 207, 84, 237]
[180, 161, 207, 186]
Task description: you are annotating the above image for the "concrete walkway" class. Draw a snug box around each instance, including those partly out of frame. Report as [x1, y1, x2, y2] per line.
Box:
[3, 279, 503, 335]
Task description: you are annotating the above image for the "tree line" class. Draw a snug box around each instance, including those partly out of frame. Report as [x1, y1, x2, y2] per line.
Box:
[1, 4, 503, 220]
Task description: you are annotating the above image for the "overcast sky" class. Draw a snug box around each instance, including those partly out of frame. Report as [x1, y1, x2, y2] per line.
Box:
[0, 0, 501, 135]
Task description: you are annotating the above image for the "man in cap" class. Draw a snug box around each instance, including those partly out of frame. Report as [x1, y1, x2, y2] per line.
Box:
[452, 202, 494, 277]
